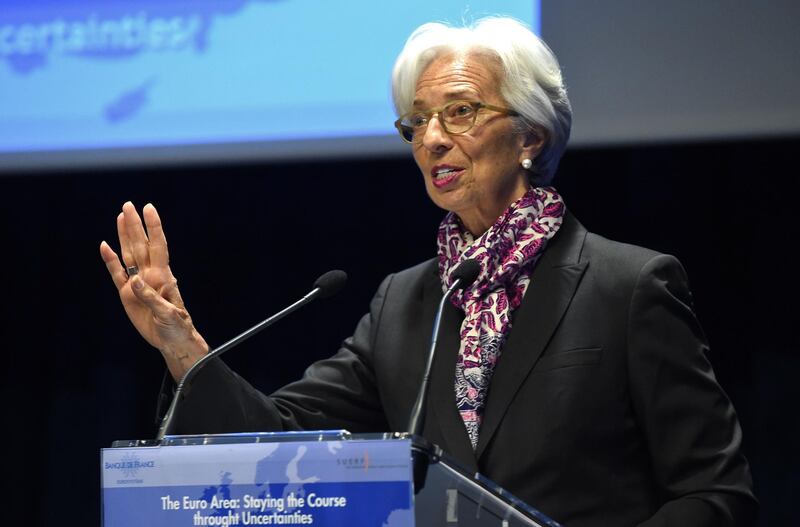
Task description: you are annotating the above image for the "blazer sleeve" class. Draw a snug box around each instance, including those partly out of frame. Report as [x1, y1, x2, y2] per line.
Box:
[168, 274, 394, 435]
[626, 254, 757, 526]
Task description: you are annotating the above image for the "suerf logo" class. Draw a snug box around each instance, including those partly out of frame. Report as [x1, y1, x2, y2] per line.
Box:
[105, 453, 156, 478]
[336, 449, 370, 471]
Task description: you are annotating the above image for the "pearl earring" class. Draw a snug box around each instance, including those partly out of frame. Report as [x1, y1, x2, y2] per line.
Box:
[521, 158, 533, 170]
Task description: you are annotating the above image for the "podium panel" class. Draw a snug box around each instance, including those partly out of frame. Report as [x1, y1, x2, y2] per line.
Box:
[102, 431, 412, 526]
[101, 432, 560, 527]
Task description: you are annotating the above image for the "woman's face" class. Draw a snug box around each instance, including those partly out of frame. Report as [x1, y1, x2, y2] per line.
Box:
[411, 52, 540, 235]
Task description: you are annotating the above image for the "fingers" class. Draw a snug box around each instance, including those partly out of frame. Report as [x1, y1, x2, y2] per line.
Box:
[143, 203, 170, 268]
[99, 241, 128, 290]
[160, 278, 186, 309]
[129, 275, 182, 323]
[116, 212, 135, 269]
[122, 201, 150, 268]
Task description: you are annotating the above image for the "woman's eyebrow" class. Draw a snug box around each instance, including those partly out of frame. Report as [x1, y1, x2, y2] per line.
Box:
[412, 91, 478, 108]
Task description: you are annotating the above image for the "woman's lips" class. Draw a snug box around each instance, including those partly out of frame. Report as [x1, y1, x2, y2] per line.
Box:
[431, 165, 465, 188]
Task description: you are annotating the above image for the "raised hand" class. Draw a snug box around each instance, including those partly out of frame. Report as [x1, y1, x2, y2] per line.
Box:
[100, 202, 209, 381]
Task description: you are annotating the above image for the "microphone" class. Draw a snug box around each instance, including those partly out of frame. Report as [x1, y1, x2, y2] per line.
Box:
[155, 269, 348, 442]
[407, 259, 480, 437]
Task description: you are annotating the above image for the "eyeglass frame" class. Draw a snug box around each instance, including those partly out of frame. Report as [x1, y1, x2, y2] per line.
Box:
[394, 100, 519, 144]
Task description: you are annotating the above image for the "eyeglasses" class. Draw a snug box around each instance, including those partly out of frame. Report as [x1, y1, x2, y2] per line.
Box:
[394, 100, 518, 144]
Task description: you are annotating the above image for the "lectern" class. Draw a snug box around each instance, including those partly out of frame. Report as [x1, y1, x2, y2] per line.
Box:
[102, 431, 561, 526]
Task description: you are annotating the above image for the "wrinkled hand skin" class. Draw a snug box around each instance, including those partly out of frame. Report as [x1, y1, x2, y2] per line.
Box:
[100, 202, 209, 381]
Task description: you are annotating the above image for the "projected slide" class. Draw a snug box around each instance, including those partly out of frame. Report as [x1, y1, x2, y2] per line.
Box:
[0, 0, 538, 169]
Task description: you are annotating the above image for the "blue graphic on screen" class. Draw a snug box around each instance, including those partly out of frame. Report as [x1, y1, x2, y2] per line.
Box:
[0, 0, 539, 162]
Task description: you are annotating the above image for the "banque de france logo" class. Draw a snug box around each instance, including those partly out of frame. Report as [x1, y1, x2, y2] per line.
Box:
[105, 453, 155, 478]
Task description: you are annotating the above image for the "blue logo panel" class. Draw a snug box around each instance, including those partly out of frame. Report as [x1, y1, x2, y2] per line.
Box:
[101, 438, 415, 527]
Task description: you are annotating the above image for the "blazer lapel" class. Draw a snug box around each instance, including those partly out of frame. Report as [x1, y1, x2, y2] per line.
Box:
[422, 266, 478, 469]
[475, 213, 589, 459]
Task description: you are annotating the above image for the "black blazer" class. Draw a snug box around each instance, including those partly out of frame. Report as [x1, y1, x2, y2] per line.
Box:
[175, 213, 756, 526]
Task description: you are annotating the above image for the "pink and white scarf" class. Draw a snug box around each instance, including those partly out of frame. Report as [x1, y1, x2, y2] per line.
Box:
[437, 186, 565, 448]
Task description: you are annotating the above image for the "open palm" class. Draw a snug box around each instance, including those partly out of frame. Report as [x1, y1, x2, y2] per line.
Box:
[100, 202, 208, 379]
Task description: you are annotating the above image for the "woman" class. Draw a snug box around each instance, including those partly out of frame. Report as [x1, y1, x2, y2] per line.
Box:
[100, 17, 755, 526]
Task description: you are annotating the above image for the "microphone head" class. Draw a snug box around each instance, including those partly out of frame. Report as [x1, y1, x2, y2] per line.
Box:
[313, 269, 348, 299]
[452, 259, 480, 289]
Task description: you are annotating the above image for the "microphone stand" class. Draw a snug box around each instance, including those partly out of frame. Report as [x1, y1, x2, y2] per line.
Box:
[406, 277, 465, 437]
[405, 259, 479, 494]
[156, 267, 347, 442]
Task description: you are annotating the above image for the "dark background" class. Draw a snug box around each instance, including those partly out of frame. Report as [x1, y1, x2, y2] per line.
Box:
[1, 137, 798, 524]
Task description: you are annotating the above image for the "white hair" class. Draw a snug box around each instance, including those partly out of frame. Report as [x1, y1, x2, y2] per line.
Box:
[391, 17, 572, 185]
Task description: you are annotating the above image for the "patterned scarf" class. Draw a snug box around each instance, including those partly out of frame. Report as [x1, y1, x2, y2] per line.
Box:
[437, 186, 565, 449]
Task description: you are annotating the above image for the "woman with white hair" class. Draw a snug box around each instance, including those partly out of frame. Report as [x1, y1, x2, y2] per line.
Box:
[101, 17, 756, 526]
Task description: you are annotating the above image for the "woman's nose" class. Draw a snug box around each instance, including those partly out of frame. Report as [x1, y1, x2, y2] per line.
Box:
[421, 114, 453, 152]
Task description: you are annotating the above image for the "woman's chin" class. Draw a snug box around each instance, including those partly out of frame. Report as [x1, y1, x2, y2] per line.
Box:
[427, 187, 471, 215]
